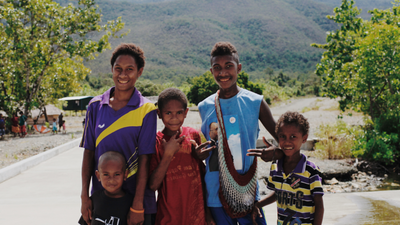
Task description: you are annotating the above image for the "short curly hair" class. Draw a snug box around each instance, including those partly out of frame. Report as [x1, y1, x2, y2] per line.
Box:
[98, 151, 127, 171]
[210, 42, 239, 65]
[110, 43, 145, 70]
[157, 88, 188, 111]
[276, 111, 309, 136]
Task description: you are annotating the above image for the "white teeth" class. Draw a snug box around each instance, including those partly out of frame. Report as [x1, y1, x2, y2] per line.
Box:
[220, 78, 229, 82]
[284, 147, 293, 150]
[119, 80, 128, 84]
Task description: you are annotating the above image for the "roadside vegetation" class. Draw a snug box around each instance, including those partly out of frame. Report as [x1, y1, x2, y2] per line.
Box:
[311, 0, 400, 168]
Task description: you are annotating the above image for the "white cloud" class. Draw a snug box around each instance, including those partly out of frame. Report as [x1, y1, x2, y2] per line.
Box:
[228, 133, 242, 170]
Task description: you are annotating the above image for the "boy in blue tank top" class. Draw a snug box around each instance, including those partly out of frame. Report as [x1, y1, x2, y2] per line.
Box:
[197, 42, 283, 225]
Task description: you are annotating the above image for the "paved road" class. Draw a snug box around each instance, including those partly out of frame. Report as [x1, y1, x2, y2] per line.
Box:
[0, 145, 399, 224]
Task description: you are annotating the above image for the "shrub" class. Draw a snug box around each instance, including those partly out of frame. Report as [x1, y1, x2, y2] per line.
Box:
[314, 120, 362, 159]
[353, 113, 400, 165]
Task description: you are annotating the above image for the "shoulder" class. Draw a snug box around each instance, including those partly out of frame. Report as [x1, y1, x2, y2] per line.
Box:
[198, 93, 216, 109]
[182, 126, 200, 135]
[237, 89, 263, 102]
[305, 159, 322, 176]
[87, 94, 103, 108]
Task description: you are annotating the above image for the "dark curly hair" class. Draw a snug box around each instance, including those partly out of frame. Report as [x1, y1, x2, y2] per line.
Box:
[157, 88, 188, 111]
[210, 42, 239, 65]
[110, 43, 145, 70]
[276, 111, 309, 136]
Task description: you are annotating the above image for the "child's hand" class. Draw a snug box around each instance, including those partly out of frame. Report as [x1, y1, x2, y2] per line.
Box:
[251, 203, 262, 225]
[247, 136, 281, 162]
[81, 196, 93, 225]
[162, 132, 185, 157]
[190, 140, 215, 160]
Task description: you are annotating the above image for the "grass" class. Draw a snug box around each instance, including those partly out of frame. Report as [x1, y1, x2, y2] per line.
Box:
[301, 107, 311, 113]
[313, 120, 362, 159]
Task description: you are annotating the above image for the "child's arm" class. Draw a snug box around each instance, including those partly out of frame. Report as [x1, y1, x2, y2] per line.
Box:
[148, 132, 185, 191]
[247, 137, 284, 162]
[191, 140, 215, 160]
[252, 191, 276, 222]
[313, 194, 324, 225]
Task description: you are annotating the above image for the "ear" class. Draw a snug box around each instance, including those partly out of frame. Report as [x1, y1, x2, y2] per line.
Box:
[183, 107, 189, 118]
[124, 169, 128, 181]
[302, 134, 308, 144]
[237, 63, 242, 73]
[157, 109, 162, 119]
[137, 67, 144, 78]
[95, 170, 100, 181]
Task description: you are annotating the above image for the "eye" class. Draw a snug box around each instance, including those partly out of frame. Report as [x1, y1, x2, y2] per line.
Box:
[213, 65, 221, 70]
[290, 135, 296, 139]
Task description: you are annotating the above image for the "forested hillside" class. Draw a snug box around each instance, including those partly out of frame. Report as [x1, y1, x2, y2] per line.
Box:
[57, 0, 393, 85]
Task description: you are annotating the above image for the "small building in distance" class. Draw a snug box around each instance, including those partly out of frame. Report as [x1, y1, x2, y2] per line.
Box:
[28, 104, 64, 125]
[58, 96, 93, 112]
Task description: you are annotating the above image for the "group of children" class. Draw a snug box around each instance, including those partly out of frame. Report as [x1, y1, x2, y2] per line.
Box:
[52, 118, 66, 134]
[80, 42, 324, 225]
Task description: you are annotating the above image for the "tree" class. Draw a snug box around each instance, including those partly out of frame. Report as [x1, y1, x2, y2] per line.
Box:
[311, 0, 365, 113]
[0, 0, 126, 117]
[312, 0, 400, 164]
[312, 0, 400, 120]
[187, 71, 265, 105]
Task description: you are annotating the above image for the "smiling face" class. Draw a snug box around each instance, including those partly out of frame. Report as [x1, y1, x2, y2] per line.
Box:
[277, 123, 308, 158]
[112, 54, 143, 93]
[210, 55, 242, 98]
[95, 158, 127, 198]
[158, 99, 189, 136]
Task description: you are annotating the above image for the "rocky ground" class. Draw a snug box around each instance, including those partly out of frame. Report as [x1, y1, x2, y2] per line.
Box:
[1, 97, 399, 193]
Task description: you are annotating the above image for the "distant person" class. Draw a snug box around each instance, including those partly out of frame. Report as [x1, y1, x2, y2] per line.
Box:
[58, 113, 64, 131]
[197, 41, 282, 224]
[80, 43, 157, 225]
[62, 120, 66, 134]
[0, 113, 5, 139]
[148, 88, 215, 225]
[78, 151, 133, 225]
[52, 118, 57, 134]
[18, 111, 27, 137]
[253, 111, 324, 225]
[82, 118, 85, 128]
[207, 122, 219, 172]
[11, 113, 19, 137]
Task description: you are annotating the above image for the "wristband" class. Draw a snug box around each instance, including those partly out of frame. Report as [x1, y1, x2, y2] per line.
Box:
[130, 207, 144, 214]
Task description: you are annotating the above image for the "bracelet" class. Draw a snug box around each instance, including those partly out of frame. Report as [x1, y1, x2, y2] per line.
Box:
[130, 207, 144, 214]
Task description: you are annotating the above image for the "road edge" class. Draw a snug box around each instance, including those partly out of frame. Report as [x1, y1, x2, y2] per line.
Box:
[0, 138, 81, 183]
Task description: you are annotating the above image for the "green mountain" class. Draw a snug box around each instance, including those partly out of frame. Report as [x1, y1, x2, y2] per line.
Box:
[59, 0, 393, 84]
[312, 0, 392, 18]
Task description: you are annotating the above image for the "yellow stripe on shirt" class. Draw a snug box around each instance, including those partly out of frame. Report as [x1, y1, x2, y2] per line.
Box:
[95, 102, 156, 147]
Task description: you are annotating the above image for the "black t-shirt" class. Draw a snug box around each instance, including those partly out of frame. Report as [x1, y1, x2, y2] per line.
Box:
[79, 190, 134, 225]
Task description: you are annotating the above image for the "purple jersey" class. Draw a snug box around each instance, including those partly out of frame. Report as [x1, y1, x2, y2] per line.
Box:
[80, 87, 157, 213]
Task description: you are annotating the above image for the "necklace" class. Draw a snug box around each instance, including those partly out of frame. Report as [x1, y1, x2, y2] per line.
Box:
[215, 90, 258, 218]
